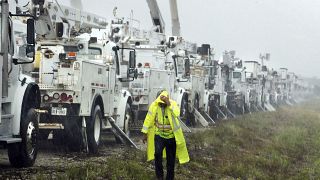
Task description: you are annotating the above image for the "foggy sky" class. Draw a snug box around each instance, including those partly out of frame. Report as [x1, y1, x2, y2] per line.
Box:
[57, 0, 320, 78]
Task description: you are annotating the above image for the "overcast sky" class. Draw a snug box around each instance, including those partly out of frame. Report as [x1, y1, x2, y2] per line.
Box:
[56, 0, 320, 78]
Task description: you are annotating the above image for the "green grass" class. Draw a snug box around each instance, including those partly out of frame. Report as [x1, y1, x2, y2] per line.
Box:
[182, 104, 320, 179]
[34, 100, 320, 179]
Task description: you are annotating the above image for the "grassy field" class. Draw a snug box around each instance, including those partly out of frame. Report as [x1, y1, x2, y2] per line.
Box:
[21, 99, 320, 179]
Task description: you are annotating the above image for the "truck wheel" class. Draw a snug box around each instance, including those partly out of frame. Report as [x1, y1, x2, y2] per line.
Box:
[86, 105, 102, 154]
[8, 108, 39, 168]
[194, 96, 200, 110]
[180, 94, 188, 122]
[123, 103, 132, 136]
[115, 103, 132, 143]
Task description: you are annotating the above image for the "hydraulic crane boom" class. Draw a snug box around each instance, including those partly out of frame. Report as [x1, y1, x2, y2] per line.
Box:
[146, 0, 165, 33]
[29, 0, 107, 40]
[169, 0, 181, 36]
[70, 0, 83, 10]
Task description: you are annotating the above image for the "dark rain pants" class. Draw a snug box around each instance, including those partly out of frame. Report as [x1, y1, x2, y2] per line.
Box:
[154, 135, 176, 180]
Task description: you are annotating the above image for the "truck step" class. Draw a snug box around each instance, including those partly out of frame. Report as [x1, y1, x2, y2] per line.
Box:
[1, 114, 14, 120]
[0, 136, 22, 143]
[39, 123, 64, 129]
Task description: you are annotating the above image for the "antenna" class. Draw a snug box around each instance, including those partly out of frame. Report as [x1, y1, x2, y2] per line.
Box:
[113, 7, 118, 18]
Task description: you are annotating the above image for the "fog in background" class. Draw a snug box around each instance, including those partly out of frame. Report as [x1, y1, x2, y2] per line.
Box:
[58, 0, 320, 78]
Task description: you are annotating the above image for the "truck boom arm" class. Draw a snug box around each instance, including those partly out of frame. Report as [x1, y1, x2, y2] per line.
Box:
[29, 0, 107, 40]
[169, 0, 180, 36]
[146, 0, 165, 33]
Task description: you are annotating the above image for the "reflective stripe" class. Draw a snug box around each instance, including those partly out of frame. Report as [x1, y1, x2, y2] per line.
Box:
[155, 122, 172, 130]
[171, 114, 181, 132]
[142, 126, 148, 131]
[147, 111, 152, 115]
[171, 106, 175, 112]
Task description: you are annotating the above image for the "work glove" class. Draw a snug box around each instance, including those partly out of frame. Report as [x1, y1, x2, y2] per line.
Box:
[142, 133, 148, 144]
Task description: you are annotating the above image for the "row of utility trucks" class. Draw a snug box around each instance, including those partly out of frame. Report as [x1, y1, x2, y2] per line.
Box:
[0, 0, 314, 167]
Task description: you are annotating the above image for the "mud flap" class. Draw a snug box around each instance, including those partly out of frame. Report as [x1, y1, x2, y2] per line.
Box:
[108, 117, 138, 149]
[81, 117, 89, 153]
[193, 108, 209, 127]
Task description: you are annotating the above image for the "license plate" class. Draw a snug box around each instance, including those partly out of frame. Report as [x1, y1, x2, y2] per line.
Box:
[51, 107, 67, 116]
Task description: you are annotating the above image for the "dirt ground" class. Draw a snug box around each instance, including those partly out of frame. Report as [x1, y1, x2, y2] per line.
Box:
[0, 131, 146, 179]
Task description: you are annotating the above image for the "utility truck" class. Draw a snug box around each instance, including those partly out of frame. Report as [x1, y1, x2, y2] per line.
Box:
[0, 0, 40, 167]
[105, 0, 191, 131]
[108, 17, 178, 129]
[29, 0, 137, 153]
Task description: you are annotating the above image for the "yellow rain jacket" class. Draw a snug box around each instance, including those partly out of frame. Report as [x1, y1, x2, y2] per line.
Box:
[141, 91, 190, 164]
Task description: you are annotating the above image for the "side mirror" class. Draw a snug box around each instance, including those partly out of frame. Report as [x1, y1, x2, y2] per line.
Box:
[27, 19, 35, 44]
[127, 68, 138, 79]
[129, 50, 136, 68]
[184, 58, 190, 77]
[56, 22, 64, 38]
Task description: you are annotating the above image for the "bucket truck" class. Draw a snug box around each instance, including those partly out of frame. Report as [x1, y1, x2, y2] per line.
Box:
[166, 36, 212, 127]
[107, 0, 192, 131]
[108, 9, 191, 131]
[277, 68, 292, 105]
[0, 0, 40, 167]
[29, 0, 137, 153]
[165, 0, 212, 127]
[260, 66, 276, 111]
[208, 51, 237, 119]
[108, 17, 177, 128]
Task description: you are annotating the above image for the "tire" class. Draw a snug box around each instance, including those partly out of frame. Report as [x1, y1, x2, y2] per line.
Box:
[194, 95, 200, 110]
[188, 96, 199, 127]
[180, 94, 188, 122]
[115, 103, 132, 143]
[8, 108, 39, 168]
[86, 105, 102, 154]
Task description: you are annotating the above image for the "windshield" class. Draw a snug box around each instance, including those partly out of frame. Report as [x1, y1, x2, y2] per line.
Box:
[233, 72, 241, 79]
[76, 46, 103, 60]
[88, 47, 102, 55]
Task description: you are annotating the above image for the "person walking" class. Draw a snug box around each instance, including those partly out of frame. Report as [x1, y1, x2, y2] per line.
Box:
[142, 90, 189, 180]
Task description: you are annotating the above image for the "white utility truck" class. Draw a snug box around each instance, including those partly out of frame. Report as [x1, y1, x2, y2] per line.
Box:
[0, 0, 40, 167]
[29, 0, 136, 153]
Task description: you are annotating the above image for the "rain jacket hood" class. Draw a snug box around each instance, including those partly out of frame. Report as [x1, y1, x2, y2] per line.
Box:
[155, 90, 169, 104]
